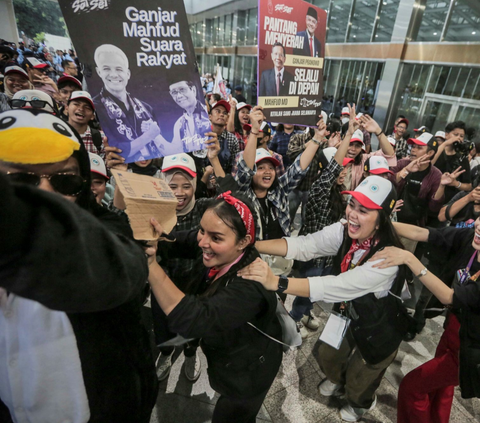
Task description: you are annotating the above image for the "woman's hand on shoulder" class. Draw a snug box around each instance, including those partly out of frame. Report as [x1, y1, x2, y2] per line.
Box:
[369, 246, 412, 269]
[237, 257, 279, 291]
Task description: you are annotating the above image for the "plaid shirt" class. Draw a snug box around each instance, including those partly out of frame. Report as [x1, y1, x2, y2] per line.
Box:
[81, 127, 106, 160]
[234, 131, 248, 151]
[287, 132, 327, 191]
[300, 159, 343, 268]
[231, 150, 285, 179]
[234, 155, 308, 238]
[392, 134, 408, 159]
[269, 130, 300, 167]
[216, 129, 239, 174]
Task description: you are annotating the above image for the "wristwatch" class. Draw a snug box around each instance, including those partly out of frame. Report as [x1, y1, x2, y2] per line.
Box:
[416, 268, 428, 278]
[277, 275, 289, 293]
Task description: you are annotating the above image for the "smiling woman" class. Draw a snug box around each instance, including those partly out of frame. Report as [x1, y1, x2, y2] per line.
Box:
[247, 175, 410, 421]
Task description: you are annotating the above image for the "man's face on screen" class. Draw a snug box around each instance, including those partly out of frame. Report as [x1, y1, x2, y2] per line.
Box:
[306, 15, 318, 36]
[169, 81, 197, 110]
[96, 52, 131, 94]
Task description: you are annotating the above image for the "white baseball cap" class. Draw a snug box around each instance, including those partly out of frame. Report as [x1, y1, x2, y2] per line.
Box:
[387, 136, 396, 146]
[364, 156, 393, 175]
[407, 132, 434, 146]
[435, 131, 446, 139]
[4, 65, 29, 79]
[350, 129, 365, 150]
[319, 147, 353, 169]
[69, 90, 95, 110]
[236, 102, 252, 111]
[162, 153, 197, 177]
[89, 152, 108, 179]
[12, 89, 55, 113]
[342, 175, 396, 212]
[341, 107, 350, 116]
[255, 148, 280, 166]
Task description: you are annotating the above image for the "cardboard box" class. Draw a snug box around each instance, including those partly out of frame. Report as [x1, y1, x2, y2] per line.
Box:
[111, 169, 178, 240]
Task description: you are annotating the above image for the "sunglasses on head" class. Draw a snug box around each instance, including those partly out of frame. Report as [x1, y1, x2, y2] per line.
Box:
[11, 99, 51, 109]
[6, 172, 86, 196]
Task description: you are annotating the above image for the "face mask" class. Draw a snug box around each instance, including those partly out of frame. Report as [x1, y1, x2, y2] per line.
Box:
[341, 117, 349, 125]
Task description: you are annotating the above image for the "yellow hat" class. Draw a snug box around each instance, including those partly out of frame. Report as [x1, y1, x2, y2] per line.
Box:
[0, 109, 81, 164]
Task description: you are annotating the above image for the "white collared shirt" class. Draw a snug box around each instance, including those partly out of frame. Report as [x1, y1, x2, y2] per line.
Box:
[284, 222, 398, 303]
[0, 291, 90, 423]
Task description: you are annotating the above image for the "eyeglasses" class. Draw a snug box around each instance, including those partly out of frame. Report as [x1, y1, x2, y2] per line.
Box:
[170, 87, 190, 97]
[11, 99, 52, 109]
[6, 172, 86, 196]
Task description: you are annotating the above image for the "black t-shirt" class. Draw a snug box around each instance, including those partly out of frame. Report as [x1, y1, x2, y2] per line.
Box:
[435, 151, 471, 203]
[397, 166, 431, 224]
[444, 191, 478, 227]
[258, 197, 285, 240]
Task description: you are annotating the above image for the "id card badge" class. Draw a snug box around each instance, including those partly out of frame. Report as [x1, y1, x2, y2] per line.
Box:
[319, 310, 351, 350]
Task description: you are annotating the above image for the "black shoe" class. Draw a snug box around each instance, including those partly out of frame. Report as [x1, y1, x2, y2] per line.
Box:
[403, 331, 416, 342]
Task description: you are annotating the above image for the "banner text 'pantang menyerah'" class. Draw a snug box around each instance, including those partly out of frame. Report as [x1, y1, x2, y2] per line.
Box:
[258, 0, 327, 126]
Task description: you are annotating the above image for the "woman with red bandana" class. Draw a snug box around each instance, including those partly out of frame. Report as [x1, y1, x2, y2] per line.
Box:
[239, 176, 411, 422]
[145, 192, 282, 423]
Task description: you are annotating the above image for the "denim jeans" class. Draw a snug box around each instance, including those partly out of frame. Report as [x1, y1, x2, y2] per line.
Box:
[288, 189, 309, 226]
[290, 260, 332, 321]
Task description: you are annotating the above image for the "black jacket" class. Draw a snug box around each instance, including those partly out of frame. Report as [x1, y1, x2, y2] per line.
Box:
[0, 173, 157, 422]
[163, 230, 283, 398]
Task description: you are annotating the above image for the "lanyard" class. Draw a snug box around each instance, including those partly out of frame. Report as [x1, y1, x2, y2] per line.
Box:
[460, 251, 480, 284]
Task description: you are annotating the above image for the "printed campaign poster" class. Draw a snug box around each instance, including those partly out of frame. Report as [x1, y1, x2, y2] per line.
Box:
[58, 0, 211, 163]
[257, 0, 327, 126]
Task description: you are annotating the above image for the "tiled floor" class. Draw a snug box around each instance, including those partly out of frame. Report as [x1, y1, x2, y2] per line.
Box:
[149, 293, 480, 422]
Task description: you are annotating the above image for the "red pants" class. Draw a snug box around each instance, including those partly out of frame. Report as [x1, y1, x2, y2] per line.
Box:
[397, 314, 461, 423]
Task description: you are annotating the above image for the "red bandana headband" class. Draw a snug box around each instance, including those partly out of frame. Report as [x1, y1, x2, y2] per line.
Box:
[216, 191, 255, 244]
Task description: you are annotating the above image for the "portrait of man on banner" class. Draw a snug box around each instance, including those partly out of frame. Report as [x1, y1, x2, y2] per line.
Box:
[168, 79, 211, 153]
[293, 7, 322, 58]
[259, 42, 294, 97]
[93, 44, 167, 162]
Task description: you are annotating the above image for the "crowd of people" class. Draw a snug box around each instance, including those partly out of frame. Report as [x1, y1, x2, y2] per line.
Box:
[1, 35, 480, 423]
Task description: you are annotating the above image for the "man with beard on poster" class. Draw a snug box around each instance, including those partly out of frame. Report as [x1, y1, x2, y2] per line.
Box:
[259, 42, 294, 97]
[93, 44, 165, 162]
[168, 79, 211, 153]
[293, 7, 322, 58]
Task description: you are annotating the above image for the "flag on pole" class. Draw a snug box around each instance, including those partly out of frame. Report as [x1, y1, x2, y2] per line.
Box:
[213, 64, 227, 99]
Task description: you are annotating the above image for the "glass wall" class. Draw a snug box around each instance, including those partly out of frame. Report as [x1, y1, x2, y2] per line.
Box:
[323, 59, 385, 115]
[327, 0, 352, 43]
[415, 0, 448, 42]
[233, 56, 258, 104]
[389, 63, 480, 135]
[237, 8, 258, 46]
[444, 0, 480, 42]
[375, 0, 400, 42]
[347, 0, 377, 43]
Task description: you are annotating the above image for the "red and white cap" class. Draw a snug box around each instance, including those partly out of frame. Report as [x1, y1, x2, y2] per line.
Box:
[255, 148, 280, 166]
[69, 90, 95, 110]
[435, 131, 445, 139]
[414, 125, 428, 133]
[387, 136, 396, 146]
[162, 153, 197, 177]
[350, 129, 365, 151]
[211, 99, 231, 114]
[364, 156, 393, 175]
[236, 102, 252, 111]
[4, 65, 29, 79]
[58, 74, 82, 89]
[407, 132, 434, 146]
[341, 107, 350, 116]
[320, 147, 353, 168]
[342, 175, 396, 212]
[89, 152, 109, 179]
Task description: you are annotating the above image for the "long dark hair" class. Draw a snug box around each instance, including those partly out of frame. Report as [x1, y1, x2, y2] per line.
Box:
[234, 107, 247, 135]
[329, 183, 346, 223]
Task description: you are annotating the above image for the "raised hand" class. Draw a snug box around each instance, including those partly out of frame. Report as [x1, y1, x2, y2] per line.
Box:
[347, 103, 359, 135]
[405, 154, 430, 173]
[249, 106, 265, 133]
[105, 146, 127, 171]
[314, 115, 327, 139]
[441, 166, 465, 186]
[359, 114, 381, 135]
[204, 131, 220, 159]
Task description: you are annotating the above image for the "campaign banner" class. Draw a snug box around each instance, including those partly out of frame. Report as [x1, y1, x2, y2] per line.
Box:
[257, 0, 327, 126]
[58, 0, 211, 163]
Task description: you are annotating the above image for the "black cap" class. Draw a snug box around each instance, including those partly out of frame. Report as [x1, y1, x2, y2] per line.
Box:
[307, 7, 318, 21]
[0, 45, 15, 58]
[234, 85, 243, 91]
